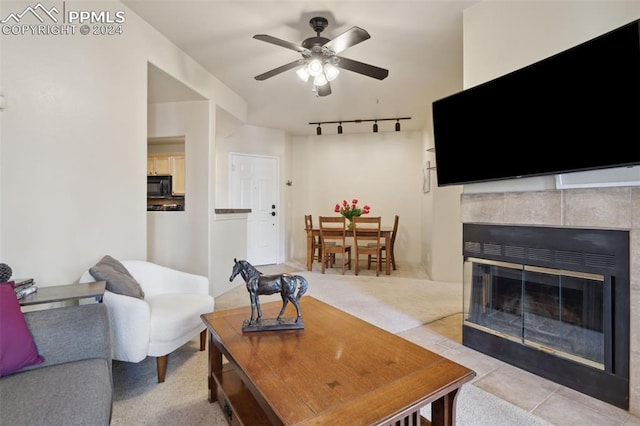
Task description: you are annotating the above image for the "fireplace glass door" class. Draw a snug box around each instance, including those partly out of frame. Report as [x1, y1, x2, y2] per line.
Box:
[463, 258, 605, 369]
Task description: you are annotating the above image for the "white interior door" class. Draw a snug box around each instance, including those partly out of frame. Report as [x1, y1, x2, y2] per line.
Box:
[229, 154, 278, 265]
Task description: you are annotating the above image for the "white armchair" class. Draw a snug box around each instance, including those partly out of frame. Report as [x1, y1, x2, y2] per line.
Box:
[80, 260, 214, 383]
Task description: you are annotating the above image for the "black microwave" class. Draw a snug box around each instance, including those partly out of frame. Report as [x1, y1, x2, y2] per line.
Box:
[147, 175, 172, 196]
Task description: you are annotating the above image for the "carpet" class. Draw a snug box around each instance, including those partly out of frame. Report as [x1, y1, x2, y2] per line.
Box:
[217, 270, 464, 334]
[306, 272, 464, 333]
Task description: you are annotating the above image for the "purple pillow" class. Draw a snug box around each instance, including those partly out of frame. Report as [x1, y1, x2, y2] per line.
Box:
[0, 281, 44, 377]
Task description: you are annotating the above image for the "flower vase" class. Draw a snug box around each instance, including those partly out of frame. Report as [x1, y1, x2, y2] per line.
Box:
[347, 220, 353, 230]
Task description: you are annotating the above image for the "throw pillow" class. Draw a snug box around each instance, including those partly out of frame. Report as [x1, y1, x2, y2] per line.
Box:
[89, 255, 145, 299]
[0, 282, 45, 377]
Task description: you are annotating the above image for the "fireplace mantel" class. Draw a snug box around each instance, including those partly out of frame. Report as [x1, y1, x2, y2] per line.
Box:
[460, 186, 640, 415]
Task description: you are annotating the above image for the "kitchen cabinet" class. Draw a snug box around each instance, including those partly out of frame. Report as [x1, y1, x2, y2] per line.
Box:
[147, 155, 172, 175]
[171, 155, 185, 195]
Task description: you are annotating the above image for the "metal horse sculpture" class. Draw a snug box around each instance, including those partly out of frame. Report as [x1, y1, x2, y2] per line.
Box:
[229, 259, 308, 326]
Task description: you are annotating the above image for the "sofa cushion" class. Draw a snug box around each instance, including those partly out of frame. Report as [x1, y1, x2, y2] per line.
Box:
[0, 282, 44, 377]
[90, 255, 144, 299]
[0, 358, 112, 425]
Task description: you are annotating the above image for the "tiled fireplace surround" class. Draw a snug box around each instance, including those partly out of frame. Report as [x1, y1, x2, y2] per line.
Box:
[460, 186, 640, 415]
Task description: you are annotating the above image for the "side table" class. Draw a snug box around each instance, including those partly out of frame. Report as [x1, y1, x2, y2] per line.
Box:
[19, 281, 106, 307]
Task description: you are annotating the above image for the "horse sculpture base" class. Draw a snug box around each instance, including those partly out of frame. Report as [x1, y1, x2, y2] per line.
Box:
[242, 317, 305, 333]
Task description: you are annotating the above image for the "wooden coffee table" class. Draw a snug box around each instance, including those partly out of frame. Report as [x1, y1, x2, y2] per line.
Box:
[201, 297, 475, 425]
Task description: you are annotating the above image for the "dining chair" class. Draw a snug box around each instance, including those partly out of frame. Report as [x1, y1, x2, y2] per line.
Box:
[305, 215, 334, 267]
[318, 216, 352, 274]
[368, 215, 399, 272]
[353, 216, 383, 276]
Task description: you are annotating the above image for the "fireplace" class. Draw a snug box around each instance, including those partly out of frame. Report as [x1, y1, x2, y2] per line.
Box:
[462, 223, 630, 408]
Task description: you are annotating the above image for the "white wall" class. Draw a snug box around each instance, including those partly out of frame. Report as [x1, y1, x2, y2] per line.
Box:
[290, 131, 423, 264]
[416, 4, 466, 283]
[0, 1, 246, 286]
[423, 109, 463, 283]
[147, 101, 209, 276]
[211, 212, 248, 297]
[463, 1, 640, 194]
[216, 124, 291, 264]
[216, 125, 287, 206]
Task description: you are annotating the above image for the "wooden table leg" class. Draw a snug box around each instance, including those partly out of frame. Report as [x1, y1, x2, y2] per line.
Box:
[208, 331, 222, 403]
[431, 388, 460, 426]
[306, 231, 313, 271]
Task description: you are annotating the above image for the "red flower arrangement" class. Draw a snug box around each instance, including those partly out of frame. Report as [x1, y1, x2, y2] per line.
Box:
[334, 199, 371, 222]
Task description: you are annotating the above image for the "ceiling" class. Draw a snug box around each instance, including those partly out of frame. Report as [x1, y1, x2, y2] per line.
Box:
[129, 1, 478, 137]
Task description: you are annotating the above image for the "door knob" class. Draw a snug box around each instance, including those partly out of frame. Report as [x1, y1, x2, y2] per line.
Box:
[271, 212, 276, 216]
[272, 204, 276, 209]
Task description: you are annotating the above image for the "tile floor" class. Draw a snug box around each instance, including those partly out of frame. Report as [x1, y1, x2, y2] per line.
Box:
[257, 260, 640, 426]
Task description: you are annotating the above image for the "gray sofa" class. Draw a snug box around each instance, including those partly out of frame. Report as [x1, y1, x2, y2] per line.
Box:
[0, 303, 113, 425]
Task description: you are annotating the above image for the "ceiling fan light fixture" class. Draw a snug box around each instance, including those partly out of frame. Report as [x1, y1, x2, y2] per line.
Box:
[296, 66, 310, 82]
[313, 73, 328, 87]
[324, 63, 340, 81]
[253, 17, 389, 96]
[307, 59, 324, 77]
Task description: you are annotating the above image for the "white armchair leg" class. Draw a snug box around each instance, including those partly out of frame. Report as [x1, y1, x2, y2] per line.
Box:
[157, 355, 168, 383]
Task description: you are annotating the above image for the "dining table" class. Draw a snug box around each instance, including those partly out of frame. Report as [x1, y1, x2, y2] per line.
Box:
[305, 226, 394, 275]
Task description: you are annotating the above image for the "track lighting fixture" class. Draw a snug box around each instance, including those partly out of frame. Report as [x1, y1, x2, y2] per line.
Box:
[310, 117, 411, 135]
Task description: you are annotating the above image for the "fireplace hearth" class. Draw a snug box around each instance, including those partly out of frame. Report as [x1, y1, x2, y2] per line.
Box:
[462, 223, 630, 408]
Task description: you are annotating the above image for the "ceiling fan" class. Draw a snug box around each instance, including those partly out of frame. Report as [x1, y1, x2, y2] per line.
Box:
[253, 17, 389, 96]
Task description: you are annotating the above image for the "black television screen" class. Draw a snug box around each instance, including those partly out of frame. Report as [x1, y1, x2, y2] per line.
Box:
[432, 19, 640, 187]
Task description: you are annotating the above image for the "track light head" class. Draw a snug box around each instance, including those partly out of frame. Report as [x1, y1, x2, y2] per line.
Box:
[316, 125, 322, 135]
[395, 120, 400, 132]
[373, 121, 378, 133]
[337, 123, 343, 134]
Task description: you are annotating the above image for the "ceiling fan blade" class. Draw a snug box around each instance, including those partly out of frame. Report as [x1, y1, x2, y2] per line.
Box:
[323, 26, 370, 54]
[316, 82, 331, 97]
[253, 34, 308, 53]
[255, 60, 303, 81]
[335, 56, 389, 80]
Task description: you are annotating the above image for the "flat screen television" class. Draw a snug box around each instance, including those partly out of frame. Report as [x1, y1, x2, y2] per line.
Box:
[432, 19, 640, 187]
